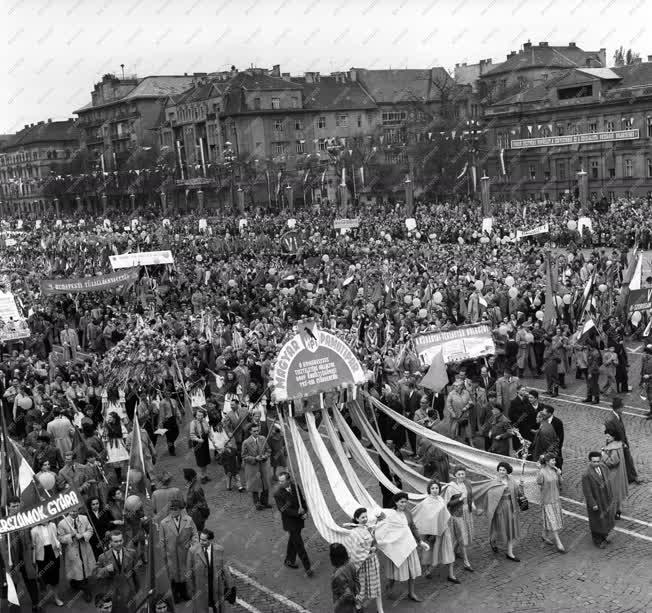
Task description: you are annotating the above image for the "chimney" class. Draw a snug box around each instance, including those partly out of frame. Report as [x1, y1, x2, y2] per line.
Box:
[48, 118, 52, 123]
[507, 51, 517, 59]
[271, 64, 280, 77]
[568, 42, 576, 48]
[24, 124, 29, 130]
[230, 65, 237, 77]
[648, 55, 652, 62]
[282, 72, 290, 78]
[305, 72, 314, 84]
[539, 42, 548, 47]
[523, 41, 532, 50]
[38, 121, 44, 125]
[349, 68, 357, 81]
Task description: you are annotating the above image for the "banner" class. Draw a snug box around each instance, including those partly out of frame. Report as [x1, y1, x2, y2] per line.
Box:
[0, 291, 30, 341]
[199, 218, 207, 231]
[405, 218, 417, 231]
[0, 489, 82, 535]
[413, 323, 495, 365]
[516, 222, 549, 240]
[333, 218, 360, 230]
[272, 321, 367, 402]
[577, 217, 593, 235]
[481, 217, 493, 234]
[511, 128, 639, 149]
[628, 288, 652, 313]
[109, 250, 174, 269]
[40, 268, 140, 296]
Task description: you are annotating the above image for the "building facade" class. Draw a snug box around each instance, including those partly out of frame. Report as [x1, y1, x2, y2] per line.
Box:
[483, 60, 652, 201]
[0, 119, 79, 215]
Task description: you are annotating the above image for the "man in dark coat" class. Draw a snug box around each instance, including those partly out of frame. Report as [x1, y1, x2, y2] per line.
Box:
[531, 410, 559, 462]
[604, 397, 641, 484]
[542, 405, 565, 470]
[94, 530, 140, 610]
[486, 403, 512, 456]
[581, 451, 615, 548]
[508, 385, 536, 451]
[272, 471, 313, 577]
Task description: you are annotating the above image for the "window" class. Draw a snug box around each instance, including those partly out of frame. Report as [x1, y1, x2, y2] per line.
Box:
[253, 97, 261, 110]
[272, 142, 286, 154]
[295, 119, 303, 131]
[336, 114, 348, 128]
[647, 117, 652, 137]
[608, 191, 615, 201]
[274, 119, 284, 132]
[557, 125, 565, 136]
[608, 167, 615, 178]
[648, 159, 652, 178]
[318, 139, 327, 151]
[557, 160, 566, 180]
[591, 160, 599, 179]
[381, 111, 407, 125]
[318, 116, 326, 129]
[622, 117, 633, 128]
[544, 170, 551, 181]
[606, 120, 614, 132]
[588, 121, 598, 133]
[271, 97, 280, 109]
[528, 164, 536, 180]
[357, 115, 362, 128]
[624, 158, 633, 177]
[52, 150, 57, 159]
[291, 97, 299, 108]
[296, 141, 304, 153]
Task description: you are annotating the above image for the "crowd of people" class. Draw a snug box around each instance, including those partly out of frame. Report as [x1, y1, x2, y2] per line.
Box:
[0, 196, 649, 612]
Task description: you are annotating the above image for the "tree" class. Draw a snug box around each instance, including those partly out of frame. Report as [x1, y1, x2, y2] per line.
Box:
[613, 46, 640, 66]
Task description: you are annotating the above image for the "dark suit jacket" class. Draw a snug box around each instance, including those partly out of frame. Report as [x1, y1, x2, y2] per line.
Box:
[508, 396, 537, 441]
[273, 483, 307, 532]
[94, 547, 140, 609]
[604, 413, 628, 445]
[479, 376, 495, 393]
[400, 387, 422, 417]
[550, 415, 565, 452]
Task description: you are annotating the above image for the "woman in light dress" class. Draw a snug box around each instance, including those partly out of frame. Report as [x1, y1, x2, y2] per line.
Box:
[412, 481, 460, 584]
[536, 453, 566, 553]
[443, 467, 475, 571]
[345, 507, 384, 613]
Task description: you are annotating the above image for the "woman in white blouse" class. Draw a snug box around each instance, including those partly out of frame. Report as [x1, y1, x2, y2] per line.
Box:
[31, 521, 63, 606]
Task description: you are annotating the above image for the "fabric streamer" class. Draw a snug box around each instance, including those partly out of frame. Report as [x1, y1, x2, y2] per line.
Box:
[349, 401, 430, 493]
[411, 495, 451, 537]
[366, 393, 542, 504]
[304, 412, 362, 519]
[373, 508, 419, 568]
[287, 416, 355, 547]
[319, 410, 381, 515]
[332, 407, 425, 501]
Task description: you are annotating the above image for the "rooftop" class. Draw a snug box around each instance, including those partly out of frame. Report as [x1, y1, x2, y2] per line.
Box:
[1, 120, 79, 151]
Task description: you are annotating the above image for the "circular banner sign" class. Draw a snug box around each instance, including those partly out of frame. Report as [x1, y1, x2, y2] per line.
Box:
[272, 322, 366, 402]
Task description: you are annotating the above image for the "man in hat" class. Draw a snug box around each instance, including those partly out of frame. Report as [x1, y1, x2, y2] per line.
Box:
[160, 498, 198, 602]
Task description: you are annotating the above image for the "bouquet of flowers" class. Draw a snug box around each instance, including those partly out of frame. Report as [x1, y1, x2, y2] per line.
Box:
[102, 319, 179, 392]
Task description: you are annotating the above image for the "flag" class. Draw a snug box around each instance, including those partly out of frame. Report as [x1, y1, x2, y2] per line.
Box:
[543, 252, 557, 327]
[456, 162, 468, 180]
[617, 248, 639, 319]
[471, 165, 477, 192]
[276, 171, 282, 196]
[303, 169, 309, 186]
[71, 426, 88, 464]
[5, 571, 19, 605]
[500, 148, 506, 175]
[574, 273, 595, 320]
[359, 166, 365, 187]
[321, 170, 326, 190]
[574, 318, 596, 343]
[125, 413, 151, 499]
[629, 253, 643, 290]
[420, 348, 448, 392]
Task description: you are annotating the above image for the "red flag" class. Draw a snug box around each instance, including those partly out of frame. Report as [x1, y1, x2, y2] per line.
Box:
[419, 348, 448, 392]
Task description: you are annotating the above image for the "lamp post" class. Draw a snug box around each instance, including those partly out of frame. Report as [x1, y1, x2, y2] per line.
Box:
[404, 175, 414, 217]
[223, 141, 236, 212]
[462, 119, 483, 196]
[480, 173, 491, 216]
[577, 168, 588, 209]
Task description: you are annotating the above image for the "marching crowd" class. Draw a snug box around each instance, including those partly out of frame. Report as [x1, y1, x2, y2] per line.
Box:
[0, 196, 650, 612]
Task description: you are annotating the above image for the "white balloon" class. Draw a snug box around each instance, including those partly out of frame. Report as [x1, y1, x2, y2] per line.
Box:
[505, 276, 515, 287]
[433, 291, 443, 304]
[508, 286, 518, 298]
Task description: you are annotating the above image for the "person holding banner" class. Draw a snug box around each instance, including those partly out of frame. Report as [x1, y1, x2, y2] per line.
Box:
[30, 519, 64, 606]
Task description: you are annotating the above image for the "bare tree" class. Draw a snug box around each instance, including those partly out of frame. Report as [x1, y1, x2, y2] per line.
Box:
[613, 46, 640, 66]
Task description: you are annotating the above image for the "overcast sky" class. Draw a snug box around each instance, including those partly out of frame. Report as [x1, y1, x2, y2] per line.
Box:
[3, 0, 649, 134]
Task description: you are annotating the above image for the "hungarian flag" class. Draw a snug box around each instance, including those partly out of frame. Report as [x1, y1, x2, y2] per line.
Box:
[125, 413, 151, 499]
[574, 318, 597, 343]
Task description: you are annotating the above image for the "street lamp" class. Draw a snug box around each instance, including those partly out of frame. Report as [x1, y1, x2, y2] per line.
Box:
[223, 141, 236, 211]
[462, 119, 483, 196]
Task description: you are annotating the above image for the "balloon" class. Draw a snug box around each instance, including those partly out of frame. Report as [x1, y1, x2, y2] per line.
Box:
[632, 311, 642, 324]
[228, 279, 236, 288]
[385, 234, 392, 242]
[474, 280, 484, 291]
[38, 471, 56, 491]
[415, 232, 421, 239]
[128, 469, 143, 485]
[563, 294, 572, 305]
[567, 219, 577, 230]
[535, 310, 544, 321]
[281, 287, 289, 296]
[265, 283, 273, 291]
[535, 259, 541, 266]
[433, 291, 443, 304]
[288, 288, 296, 296]
[457, 236, 464, 245]
[505, 276, 515, 287]
[508, 287, 518, 299]
[598, 284, 607, 293]
[587, 263, 594, 271]
[195, 254, 203, 262]
[554, 296, 564, 306]
[307, 292, 314, 298]
[412, 297, 421, 308]
[472, 231, 478, 239]
[322, 255, 329, 263]
[606, 260, 612, 267]
[480, 236, 490, 244]
[269, 267, 277, 275]
[404, 295, 413, 304]
[355, 263, 361, 270]
[429, 233, 437, 240]
[418, 308, 428, 319]
[305, 283, 314, 291]
[125, 495, 143, 512]
[533, 298, 541, 307]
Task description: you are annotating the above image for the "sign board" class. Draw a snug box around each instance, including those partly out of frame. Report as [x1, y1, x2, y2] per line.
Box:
[162, 218, 170, 227]
[0, 291, 30, 342]
[511, 129, 639, 149]
[287, 218, 297, 229]
[199, 218, 207, 231]
[272, 321, 366, 402]
[35, 220, 41, 229]
[628, 288, 652, 314]
[334, 218, 360, 230]
[56, 220, 62, 227]
[175, 177, 214, 187]
[516, 222, 549, 240]
[577, 217, 593, 235]
[110, 250, 174, 269]
[482, 217, 493, 234]
[414, 323, 496, 365]
[405, 218, 417, 231]
[40, 268, 140, 295]
[0, 489, 82, 535]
